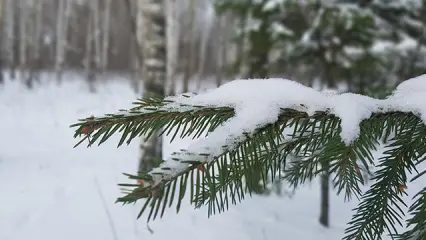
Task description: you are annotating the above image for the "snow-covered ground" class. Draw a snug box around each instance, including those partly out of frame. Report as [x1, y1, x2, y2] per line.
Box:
[0, 75, 421, 240]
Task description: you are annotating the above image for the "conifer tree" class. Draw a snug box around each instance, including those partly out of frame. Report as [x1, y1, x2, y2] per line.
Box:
[215, 0, 290, 78]
[336, 0, 426, 86]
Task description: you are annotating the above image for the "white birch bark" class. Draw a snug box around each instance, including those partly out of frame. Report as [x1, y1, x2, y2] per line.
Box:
[34, 0, 43, 66]
[166, 0, 179, 95]
[19, 0, 27, 78]
[130, 38, 140, 93]
[5, 0, 15, 78]
[216, 15, 226, 87]
[84, 9, 95, 92]
[0, 0, 4, 83]
[54, 0, 65, 82]
[85, 13, 93, 73]
[101, 0, 112, 71]
[124, 0, 140, 93]
[25, 0, 43, 84]
[92, 0, 101, 72]
[137, 0, 166, 172]
[195, 2, 213, 91]
[182, 0, 196, 93]
[54, 0, 72, 83]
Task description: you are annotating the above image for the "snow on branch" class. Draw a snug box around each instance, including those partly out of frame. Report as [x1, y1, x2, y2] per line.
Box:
[72, 75, 426, 187]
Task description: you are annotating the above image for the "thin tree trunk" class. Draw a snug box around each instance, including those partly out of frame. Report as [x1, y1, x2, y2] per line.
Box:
[166, 0, 178, 95]
[130, 39, 140, 93]
[19, 0, 27, 82]
[0, 0, 5, 84]
[92, 0, 101, 76]
[319, 61, 332, 228]
[124, 0, 140, 93]
[215, 15, 226, 87]
[319, 159, 330, 227]
[55, 0, 72, 83]
[55, 0, 65, 82]
[84, 10, 95, 93]
[101, 0, 112, 72]
[28, 0, 43, 84]
[137, 0, 167, 172]
[34, 0, 43, 69]
[182, 0, 195, 93]
[5, 0, 15, 79]
[195, 4, 211, 91]
[237, 13, 248, 76]
[24, 0, 35, 88]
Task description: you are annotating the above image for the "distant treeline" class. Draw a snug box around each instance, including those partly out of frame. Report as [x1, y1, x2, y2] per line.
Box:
[0, 0, 233, 78]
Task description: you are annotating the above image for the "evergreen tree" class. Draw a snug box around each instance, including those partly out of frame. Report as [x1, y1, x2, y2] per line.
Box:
[216, 0, 426, 89]
[337, 0, 426, 85]
[215, 0, 293, 78]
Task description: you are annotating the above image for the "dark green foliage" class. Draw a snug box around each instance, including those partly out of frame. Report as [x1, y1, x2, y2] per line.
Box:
[217, 0, 426, 89]
[345, 116, 426, 239]
[215, 0, 285, 78]
[72, 95, 426, 240]
[394, 187, 426, 240]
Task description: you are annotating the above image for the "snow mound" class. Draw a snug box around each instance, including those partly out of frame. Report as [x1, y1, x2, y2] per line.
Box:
[149, 75, 426, 184]
[386, 74, 426, 122]
[151, 77, 403, 183]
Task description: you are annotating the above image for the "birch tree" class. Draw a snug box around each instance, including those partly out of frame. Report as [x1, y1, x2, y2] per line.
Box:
[137, 0, 167, 172]
[84, 8, 96, 93]
[124, 0, 141, 93]
[0, 0, 4, 84]
[91, 0, 101, 75]
[5, 0, 15, 79]
[166, 0, 179, 95]
[24, 0, 35, 88]
[18, 0, 28, 82]
[194, 2, 213, 91]
[34, 0, 43, 71]
[215, 14, 227, 87]
[182, 0, 196, 93]
[27, 0, 43, 84]
[101, 0, 112, 72]
[55, 0, 72, 83]
[54, 0, 65, 82]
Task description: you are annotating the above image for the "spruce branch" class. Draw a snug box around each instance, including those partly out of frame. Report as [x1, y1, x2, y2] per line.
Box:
[330, 118, 384, 201]
[70, 97, 234, 148]
[344, 119, 426, 240]
[394, 187, 426, 240]
[283, 118, 339, 188]
[196, 118, 327, 214]
[71, 90, 426, 240]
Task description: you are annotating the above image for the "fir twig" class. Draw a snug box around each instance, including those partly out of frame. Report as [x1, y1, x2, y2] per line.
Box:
[71, 96, 426, 240]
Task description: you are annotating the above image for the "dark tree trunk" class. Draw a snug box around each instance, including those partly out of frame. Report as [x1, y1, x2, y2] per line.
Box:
[319, 60, 333, 228]
[319, 159, 330, 227]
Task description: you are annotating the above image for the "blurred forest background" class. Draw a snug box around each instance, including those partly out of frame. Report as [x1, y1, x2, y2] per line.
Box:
[0, 0, 235, 91]
[0, 0, 424, 95]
